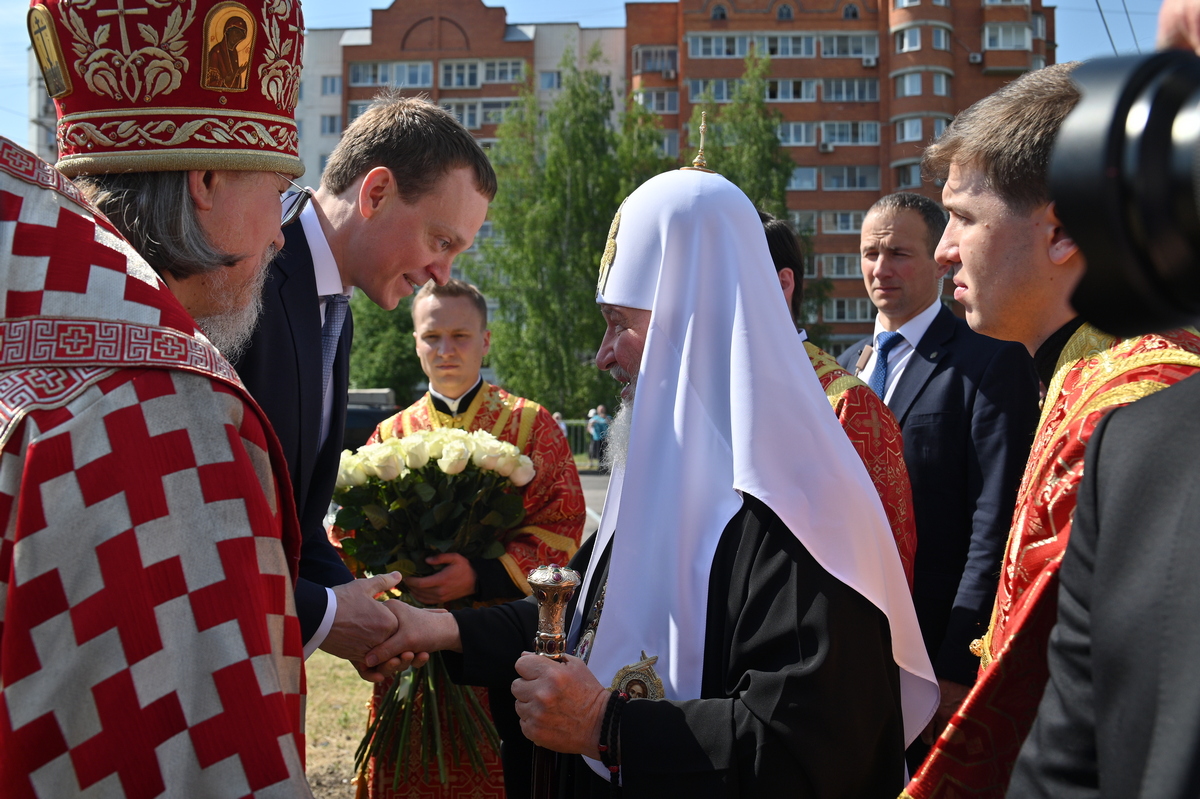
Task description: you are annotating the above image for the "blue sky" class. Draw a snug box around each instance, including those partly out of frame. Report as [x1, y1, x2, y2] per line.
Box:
[0, 0, 1163, 149]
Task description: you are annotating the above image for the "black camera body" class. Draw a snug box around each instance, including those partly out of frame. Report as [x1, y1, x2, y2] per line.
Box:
[1053, 51, 1200, 337]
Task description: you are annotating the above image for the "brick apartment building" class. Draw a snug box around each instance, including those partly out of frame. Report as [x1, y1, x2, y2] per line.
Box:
[25, 0, 1055, 353]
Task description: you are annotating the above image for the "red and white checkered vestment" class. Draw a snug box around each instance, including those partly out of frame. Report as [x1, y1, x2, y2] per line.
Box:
[0, 138, 311, 798]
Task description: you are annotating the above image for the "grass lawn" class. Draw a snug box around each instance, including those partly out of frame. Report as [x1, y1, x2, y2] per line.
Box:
[305, 650, 374, 798]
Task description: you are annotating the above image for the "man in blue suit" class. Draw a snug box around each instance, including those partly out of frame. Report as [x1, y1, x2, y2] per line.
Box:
[233, 93, 495, 666]
[838, 192, 1039, 769]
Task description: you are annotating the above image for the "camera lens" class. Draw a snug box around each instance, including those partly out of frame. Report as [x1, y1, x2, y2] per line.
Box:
[1052, 51, 1200, 337]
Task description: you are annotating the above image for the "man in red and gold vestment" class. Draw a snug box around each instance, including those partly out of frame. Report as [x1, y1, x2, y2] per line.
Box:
[364, 279, 585, 799]
[761, 211, 916, 590]
[903, 62, 1200, 799]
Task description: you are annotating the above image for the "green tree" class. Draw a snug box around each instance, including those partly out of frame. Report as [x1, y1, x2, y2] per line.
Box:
[479, 48, 669, 418]
[348, 293, 425, 404]
[687, 48, 793, 217]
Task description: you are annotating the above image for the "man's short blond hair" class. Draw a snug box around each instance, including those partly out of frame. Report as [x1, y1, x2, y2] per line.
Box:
[923, 62, 1080, 213]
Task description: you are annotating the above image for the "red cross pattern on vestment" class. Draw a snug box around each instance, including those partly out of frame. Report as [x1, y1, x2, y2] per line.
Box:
[69, 669, 186, 799]
[74, 403, 197, 527]
[11, 207, 127, 296]
[189, 660, 295, 791]
[190, 536, 286, 658]
[0, 694, 68, 799]
[70, 528, 188, 665]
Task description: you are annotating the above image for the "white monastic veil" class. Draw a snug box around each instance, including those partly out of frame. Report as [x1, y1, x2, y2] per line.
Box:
[572, 169, 938, 779]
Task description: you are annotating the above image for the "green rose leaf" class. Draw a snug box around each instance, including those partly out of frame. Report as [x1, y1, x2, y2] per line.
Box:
[363, 504, 389, 530]
[481, 540, 506, 559]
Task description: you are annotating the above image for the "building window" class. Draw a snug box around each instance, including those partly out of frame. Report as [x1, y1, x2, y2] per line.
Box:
[777, 4, 793, 20]
[932, 72, 949, 95]
[931, 28, 950, 50]
[689, 78, 739, 102]
[321, 75, 341, 95]
[633, 46, 678, 74]
[896, 0, 920, 6]
[896, 118, 923, 142]
[753, 34, 815, 57]
[897, 163, 922, 188]
[1032, 54, 1046, 70]
[896, 28, 921, 53]
[348, 102, 370, 122]
[442, 61, 480, 88]
[823, 78, 879, 102]
[442, 101, 479, 129]
[766, 78, 818, 101]
[823, 210, 866, 233]
[788, 167, 818, 191]
[825, 298, 876, 322]
[778, 121, 817, 145]
[349, 62, 387, 86]
[688, 35, 748, 58]
[821, 34, 879, 57]
[1033, 13, 1046, 39]
[843, 4, 860, 20]
[818, 254, 861, 278]
[985, 24, 1032, 50]
[790, 210, 818, 235]
[483, 60, 524, 83]
[636, 90, 680, 113]
[984, 0, 1029, 4]
[481, 100, 514, 125]
[712, 4, 727, 20]
[933, 117, 949, 137]
[822, 121, 880, 145]
[896, 72, 922, 97]
[659, 130, 680, 158]
[823, 166, 880, 190]
[932, 0, 948, 4]
[539, 71, 562, 90]
[349, 61, 432, 88]
[320, 115, 341, 135]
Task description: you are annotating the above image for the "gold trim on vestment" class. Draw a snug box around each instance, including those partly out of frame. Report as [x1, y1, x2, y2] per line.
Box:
[517, 401, 540, 452]
[499, 553, 533, 595]
[520, 525, 580, 558]
[56, 149, 303, 178]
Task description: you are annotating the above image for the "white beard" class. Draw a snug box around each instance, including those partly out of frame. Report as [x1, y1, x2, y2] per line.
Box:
[602, 397, 634, 474]
[195, 245, 274, 361]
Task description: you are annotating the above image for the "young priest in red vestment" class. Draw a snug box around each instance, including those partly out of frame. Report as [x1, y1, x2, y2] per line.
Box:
[902, 62, 1200, 799]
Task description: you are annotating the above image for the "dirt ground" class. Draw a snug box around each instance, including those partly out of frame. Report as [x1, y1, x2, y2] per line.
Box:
[306, 650, 375, 799]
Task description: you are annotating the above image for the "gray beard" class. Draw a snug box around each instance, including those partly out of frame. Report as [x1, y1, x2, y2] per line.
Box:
[602, 397, 634, 474]
[195, 245, 274, 361]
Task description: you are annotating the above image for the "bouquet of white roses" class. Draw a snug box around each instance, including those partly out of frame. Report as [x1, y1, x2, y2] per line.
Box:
[333, 428, 536, 788]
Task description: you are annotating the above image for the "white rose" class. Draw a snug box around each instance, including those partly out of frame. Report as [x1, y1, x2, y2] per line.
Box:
[471, 437, 503, 470]
[366, 444, 404, 482]
[423, 430, 447, 459]
[510, 455, 536, 487]
[494, 449, 518, 477]
[336, 451, 369, 488]
[402, 437, 430, 470]
[437, 440, 471, 475]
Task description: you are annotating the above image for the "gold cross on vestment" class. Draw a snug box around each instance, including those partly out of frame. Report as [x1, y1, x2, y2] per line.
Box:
[97, 0, 149, 55]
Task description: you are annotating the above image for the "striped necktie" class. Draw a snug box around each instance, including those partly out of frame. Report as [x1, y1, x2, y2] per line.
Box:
[320, 294, 349, 415]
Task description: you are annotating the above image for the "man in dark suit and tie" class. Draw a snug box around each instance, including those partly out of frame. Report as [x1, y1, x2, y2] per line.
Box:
[233, 93, 496, 666]
[838, 192, 1040, 768]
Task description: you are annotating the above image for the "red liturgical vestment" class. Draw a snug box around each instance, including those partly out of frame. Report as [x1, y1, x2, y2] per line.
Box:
[0, 139, 310, 798]
[903, 323, 1200, 799]
[807, 342, 917, 590]
[365, 382, 585, 798]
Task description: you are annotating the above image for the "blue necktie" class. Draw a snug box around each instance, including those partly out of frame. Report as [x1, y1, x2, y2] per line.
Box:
[867, 330, 904, 399]
[320, 294, 349, 415]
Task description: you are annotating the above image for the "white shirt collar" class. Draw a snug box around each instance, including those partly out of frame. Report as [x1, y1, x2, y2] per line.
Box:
[429, 376, 483, 415]
[873, 296, 942, 350]
[299, 199, 350, 298]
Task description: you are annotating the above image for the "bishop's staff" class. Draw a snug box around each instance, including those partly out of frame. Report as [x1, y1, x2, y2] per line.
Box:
[528, 564, 582, 799]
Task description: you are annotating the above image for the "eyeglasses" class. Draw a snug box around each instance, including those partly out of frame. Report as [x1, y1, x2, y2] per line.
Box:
[277, 172, 312, 227]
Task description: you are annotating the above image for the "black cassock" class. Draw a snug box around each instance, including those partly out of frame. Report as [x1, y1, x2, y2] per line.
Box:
[445, 493, 905, 798]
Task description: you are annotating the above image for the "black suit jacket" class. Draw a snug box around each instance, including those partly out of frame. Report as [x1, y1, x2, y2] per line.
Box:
[839, 304, 1039, 683]
[232, 223, 355, 642]
[1010, 372, 1200, 798]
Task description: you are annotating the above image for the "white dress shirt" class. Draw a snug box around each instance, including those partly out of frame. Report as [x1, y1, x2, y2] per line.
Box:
[298, 198, 353, 658]
[858, 298, 943, 405]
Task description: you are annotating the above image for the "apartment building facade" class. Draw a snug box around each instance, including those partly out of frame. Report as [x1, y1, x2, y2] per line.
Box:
[25, 0, 1054, 351]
